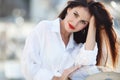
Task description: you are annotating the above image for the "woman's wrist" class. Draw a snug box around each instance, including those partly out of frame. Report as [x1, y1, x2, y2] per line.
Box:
[52, 76, 61, 80]
[52, 76, 69, 80]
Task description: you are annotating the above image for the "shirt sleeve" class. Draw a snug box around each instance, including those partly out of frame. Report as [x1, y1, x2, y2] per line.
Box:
[21, 24, 54, 80]
[74, 43, 98, 65]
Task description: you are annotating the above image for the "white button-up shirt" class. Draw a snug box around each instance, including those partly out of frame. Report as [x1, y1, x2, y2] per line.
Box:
[21, 18, 98, 80]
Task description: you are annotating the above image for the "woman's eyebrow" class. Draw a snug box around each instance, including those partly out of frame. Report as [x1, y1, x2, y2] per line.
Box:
[85, 20, 89, 23]
[81, 20, 89, 23]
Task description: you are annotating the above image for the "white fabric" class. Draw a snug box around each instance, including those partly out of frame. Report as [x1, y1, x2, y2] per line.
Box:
[74, 43, 98, 65]
[70, 65, 100, 80]
[21, 18, 98, 80]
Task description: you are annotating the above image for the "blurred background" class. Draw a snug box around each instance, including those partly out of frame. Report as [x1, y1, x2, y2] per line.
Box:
[0, 0, 120, 80]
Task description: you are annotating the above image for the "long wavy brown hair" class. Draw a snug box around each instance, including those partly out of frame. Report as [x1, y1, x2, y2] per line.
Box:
[58, 0, 119, 68]
[88, 1, 119, 68]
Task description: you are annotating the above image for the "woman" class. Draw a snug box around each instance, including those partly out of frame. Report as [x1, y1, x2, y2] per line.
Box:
[21, 0, 119, 80]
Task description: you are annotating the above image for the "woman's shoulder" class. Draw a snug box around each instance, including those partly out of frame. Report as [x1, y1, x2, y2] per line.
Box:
[33, 18, 59, 32]
[35, 20, 52, 30]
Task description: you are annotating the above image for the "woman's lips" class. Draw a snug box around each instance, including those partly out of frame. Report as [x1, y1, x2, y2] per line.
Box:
[68, 23, 75, 30]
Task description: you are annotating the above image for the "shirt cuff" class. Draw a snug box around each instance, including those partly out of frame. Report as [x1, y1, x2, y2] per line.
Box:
[75, 43, 98, 65]
[80, 43, 98, 53]
[54, 71, 62, 77]
[33, 68, 54, 80]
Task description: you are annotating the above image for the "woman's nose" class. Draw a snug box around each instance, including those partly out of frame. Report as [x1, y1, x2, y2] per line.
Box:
[73, 19, 79, 27]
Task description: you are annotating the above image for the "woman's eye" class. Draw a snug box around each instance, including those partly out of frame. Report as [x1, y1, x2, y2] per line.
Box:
[80, 20, 86, 25]
[73, 12, 78, 17]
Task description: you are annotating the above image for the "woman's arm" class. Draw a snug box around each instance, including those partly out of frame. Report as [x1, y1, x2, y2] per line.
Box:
[74, 16, 98, 66]
[52, 65, 80, 80]
[21, 22, 55, 80]
[85, 16, 96, 50]
[21, 32, 53, 80]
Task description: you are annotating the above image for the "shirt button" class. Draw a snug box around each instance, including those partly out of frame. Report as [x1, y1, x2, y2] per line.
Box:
[54, 70, 62, 77]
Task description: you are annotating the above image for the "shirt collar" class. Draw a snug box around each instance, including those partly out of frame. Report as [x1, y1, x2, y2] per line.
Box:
[51, 18, 61, 33]
[51, 18, 76, 49]
[67, 33, 76, 50]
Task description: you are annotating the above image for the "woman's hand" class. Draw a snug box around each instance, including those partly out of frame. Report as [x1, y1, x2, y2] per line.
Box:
[52, 65, 80, 80]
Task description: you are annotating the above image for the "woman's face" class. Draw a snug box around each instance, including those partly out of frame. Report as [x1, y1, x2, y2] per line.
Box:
[63, 6, 91, 33]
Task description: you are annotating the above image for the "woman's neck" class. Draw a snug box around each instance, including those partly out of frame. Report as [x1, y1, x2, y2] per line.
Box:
[60, 19, 71, 46]
[60, 19, 70, 38]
